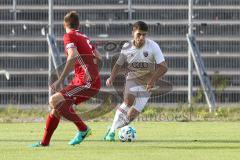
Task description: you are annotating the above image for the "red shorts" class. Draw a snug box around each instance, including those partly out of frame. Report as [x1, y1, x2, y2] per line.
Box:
[60, 77, 101, 105]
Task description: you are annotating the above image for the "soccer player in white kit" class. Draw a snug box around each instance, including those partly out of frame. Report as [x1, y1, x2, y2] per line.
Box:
[104, 21, 168, 141]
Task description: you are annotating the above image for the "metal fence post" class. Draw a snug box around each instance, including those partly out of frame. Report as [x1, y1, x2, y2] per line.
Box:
[48, 0, 53, 100]
[188, 0, 193, 108]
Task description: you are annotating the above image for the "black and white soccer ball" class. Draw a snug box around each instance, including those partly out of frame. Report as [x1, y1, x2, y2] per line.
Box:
[118, 126, 136, 142]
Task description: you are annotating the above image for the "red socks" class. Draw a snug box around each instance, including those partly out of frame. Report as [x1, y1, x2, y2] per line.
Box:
[41, 114, 60, 146]
[41, 100, 87, 146]
[57, 100, 87, 132]
[68, 106, 87, 131]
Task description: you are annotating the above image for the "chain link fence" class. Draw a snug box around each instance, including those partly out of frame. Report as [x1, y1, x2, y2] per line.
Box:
[0, 0, 239, 107]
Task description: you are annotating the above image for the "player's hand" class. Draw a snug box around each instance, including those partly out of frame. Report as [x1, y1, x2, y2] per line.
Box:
[106, 77, 113, 87]
[146, 81, 155, 92]
[50, 79, 64, 92]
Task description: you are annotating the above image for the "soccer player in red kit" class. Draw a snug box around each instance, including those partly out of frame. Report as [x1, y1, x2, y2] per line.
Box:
[32, 11, 101, 147]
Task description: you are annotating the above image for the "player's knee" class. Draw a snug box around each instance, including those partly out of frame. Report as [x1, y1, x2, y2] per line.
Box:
[49, 96, 54, 108]
[124, 94, 135, 106]
[50, 109, 57, 115]
[49, 94, 62, 109]
[127, 113, 136, 122]
[127, 110, 138, 122]
[50, 109, 60, 118]
[124, 99, 134, 107]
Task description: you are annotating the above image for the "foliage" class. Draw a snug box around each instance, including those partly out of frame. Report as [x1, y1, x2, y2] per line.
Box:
[0, 104, 240, 123]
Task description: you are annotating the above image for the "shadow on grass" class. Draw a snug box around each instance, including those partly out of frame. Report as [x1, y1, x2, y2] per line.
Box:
[134, 139, 240, 144]
[1, 139, 240, 144]
[1, 139, 240, 150]
[155, 146, 240, 150]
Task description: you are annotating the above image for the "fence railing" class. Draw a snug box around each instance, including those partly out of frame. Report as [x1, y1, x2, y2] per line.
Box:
[0, 0, 239, 107]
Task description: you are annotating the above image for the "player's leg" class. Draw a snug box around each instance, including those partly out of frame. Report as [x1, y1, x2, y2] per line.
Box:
[110, 80, 138, 131]
[31, 94, 62, 147]
[104, 80, 136, 141]
[104, 93, 149, 141]
[64, 100, 91, 146]
[48, 92, 90, 146]
[62, 80, 100, 145]
[107, 96, 148, 135]
[31, 109, 61, 147]
[53, 93, 88, 132]
[128, 95, 150, 121]
[104, 93, 135, 141]
[127, 82, 151, 122]
[39, 109, 61, 146]
[104, 81, 150, 141]
[111, 94, 135, 132]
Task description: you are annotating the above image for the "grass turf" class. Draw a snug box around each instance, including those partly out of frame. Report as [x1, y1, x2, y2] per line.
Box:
[1, 122, 240, 160]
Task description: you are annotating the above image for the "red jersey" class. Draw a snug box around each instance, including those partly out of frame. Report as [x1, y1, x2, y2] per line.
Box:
[63, 30, 99, 85]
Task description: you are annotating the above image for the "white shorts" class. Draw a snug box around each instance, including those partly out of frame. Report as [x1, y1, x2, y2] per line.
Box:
[124, 80, 151, 112]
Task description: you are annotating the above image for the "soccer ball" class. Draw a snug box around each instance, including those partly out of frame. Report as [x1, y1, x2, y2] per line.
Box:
[118, 126, 136, 142]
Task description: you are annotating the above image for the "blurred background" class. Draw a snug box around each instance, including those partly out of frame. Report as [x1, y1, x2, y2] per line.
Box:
[0, 0, 239, 109]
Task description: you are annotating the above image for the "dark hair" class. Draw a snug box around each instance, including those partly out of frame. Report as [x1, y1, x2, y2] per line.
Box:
[64, 11, 80, 29]
[132, 21, 148, 32]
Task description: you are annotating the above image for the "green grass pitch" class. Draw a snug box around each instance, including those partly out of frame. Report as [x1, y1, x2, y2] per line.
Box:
[1, 122, 240, 160]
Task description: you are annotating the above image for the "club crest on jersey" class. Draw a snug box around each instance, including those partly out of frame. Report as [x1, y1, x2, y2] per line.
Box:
[143, 51, 148, 57]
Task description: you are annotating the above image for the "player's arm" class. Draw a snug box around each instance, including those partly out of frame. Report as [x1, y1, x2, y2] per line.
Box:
[51, 48, 78, 91]
[146, 61, 168, 91]
[93, 49, 102, 61]
[146, 41, 168, 91]
[59, 47, 78, 81]
[106, 64, 122, 87]
[106, 43, 127, 87]
[106, 52, 126, 87]
[93, 49, 102, 65]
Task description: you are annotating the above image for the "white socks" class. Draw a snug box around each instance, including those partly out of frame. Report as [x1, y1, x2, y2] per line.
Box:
[109, 103, 130, 133]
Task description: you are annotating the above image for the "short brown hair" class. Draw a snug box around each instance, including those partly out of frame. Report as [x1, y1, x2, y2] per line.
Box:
[132, 21, 148, 32]
[64, 11, 80, 29]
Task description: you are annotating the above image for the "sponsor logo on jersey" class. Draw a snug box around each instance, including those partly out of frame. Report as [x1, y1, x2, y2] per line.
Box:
[131, 62, 149, 68]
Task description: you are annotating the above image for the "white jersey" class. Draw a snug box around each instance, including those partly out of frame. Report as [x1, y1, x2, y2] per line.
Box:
[116, 38, 165, 85]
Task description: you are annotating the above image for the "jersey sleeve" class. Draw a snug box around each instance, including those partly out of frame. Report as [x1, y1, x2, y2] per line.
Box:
[152, 41, 165, 64]
[64, 34, 77, 50]
[116, 43, 128, 65]
[116, 53, 126, 65]
[90, 41, 96, 51]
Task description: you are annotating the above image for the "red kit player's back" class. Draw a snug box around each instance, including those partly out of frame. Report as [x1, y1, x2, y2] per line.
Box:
[63, 30, 99, 85]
